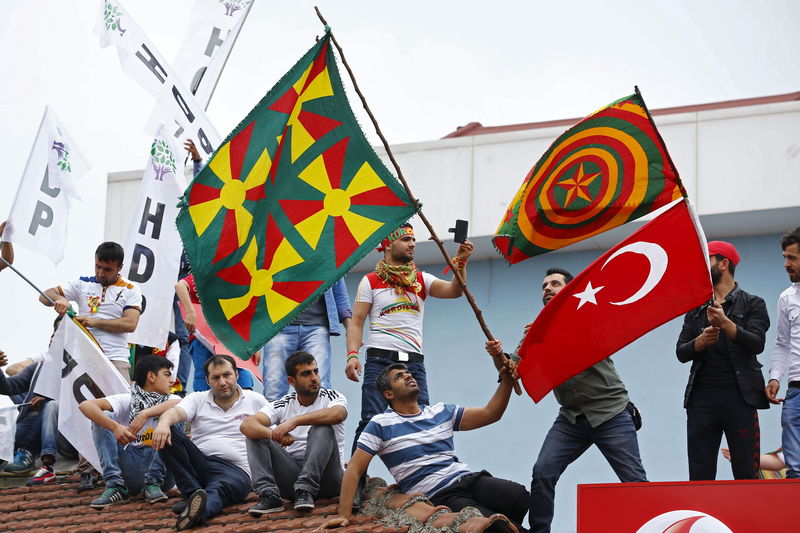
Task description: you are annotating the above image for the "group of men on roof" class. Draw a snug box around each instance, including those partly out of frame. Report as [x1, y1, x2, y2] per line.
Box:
[2, 158, 800, 532]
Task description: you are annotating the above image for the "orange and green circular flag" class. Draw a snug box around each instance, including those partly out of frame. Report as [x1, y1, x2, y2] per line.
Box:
[493, 90, 686, 264]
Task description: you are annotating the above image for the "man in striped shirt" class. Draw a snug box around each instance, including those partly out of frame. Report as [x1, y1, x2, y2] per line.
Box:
[321, 351, 528, 531]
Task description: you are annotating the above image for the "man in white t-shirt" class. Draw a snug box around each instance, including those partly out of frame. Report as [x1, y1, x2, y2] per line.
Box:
[241, 351, 347, 515]
[79, 355, 180, 508]
[40, 241, 142, 380]
[344, 223, 473, 499]
[153, 354, 268, 531]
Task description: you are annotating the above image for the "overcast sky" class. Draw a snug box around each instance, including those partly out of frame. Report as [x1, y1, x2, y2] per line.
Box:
[1, 0, 799, 361]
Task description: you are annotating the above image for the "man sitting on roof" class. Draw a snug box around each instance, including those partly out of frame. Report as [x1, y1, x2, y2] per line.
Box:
[241, 351, 347, 515]
[153, 354, 268, 531]
[321, 344, 529, 531]
[79, 355, 181, 508]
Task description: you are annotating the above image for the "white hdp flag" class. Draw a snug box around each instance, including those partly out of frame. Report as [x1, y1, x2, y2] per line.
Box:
[4, 107, 88, 265]
[123, 124, 186, 348]
[35, 318, 129, 470]
[146, 0, 253, 139]
[0, 405, 18, 463]
[94, 0, 221, 157]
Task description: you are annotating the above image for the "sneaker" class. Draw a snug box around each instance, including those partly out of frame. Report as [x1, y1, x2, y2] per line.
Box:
[27, 465, 56, 486]
[175, 488, 206, 531]
[90, 487, 130, 509]
[4, 449, 35, 473]
[77, 472, 98, 493]
[172, 498, 188, 516]
[143, 484, 168, 504]
[249, 493, 284, 515]
[293, 490, 314, 512]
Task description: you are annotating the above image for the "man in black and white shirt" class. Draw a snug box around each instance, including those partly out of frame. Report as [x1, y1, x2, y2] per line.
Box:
[241, 351, 347, 515]
[79, 355, 180, 508]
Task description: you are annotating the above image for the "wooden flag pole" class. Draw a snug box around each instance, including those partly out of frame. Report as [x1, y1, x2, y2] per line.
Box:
[314, 7, 521, 394]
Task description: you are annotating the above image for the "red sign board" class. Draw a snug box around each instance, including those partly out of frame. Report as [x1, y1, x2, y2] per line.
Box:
[578, 479, 800, 532]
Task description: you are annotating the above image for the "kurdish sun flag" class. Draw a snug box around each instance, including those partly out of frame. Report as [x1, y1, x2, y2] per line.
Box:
[493, 90, 686, 264]
[176, 31, 417, 357]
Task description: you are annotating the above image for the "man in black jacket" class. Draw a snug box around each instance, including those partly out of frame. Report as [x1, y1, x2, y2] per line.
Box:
[676, 241, 770, 480]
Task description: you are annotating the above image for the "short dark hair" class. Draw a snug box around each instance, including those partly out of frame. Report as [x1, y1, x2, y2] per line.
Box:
[545, 267, 573, 284]
[203, 354, 238, 376]
[781, 227, 800, 251]
[376, 363, 408, 396]
[95, 242, 124, 265]
[712, 254, 736, 276]
[133, 354, 173, 387]
[285, 351, 316, 378]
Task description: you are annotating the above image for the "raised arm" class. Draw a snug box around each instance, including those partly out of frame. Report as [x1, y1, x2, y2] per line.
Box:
[458, 347, 514, 431]
[175, 279, 197, 333]
[428, 240, 474, 299]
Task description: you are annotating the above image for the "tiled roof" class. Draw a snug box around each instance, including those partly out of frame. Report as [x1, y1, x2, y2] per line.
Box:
[0, 475, 519, 533]
[442, 90, 800, 138]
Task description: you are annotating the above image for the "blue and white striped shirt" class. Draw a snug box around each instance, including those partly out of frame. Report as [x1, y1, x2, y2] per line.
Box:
[357, 403, 471, 497]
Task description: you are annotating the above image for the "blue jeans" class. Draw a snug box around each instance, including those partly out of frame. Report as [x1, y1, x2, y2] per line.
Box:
[159, 427, 251, 520]
[782, 388, 800, 478]
[263, 324, 332, 400]
[351, 357, 429, 456]
[92, 421, 169, 493]
[529, 410, 647, 533]
[189, 339, 253, 392]
[15, 400, 74, 459]
[173, 297, 192, 387]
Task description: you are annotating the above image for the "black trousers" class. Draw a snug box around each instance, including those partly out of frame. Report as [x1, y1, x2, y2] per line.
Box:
[430, 471, 529, 532]
[686, 387, 760, 480]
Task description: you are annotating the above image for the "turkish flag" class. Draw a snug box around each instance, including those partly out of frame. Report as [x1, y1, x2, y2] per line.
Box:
[518, 199, 712, 402]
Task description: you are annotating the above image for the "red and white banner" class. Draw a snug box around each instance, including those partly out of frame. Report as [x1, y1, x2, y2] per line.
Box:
[518, 199, 712, 401]
[178, 299, 261, 381]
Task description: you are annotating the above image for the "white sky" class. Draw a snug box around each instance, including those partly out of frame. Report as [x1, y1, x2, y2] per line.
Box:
[1, 0, 799, 361]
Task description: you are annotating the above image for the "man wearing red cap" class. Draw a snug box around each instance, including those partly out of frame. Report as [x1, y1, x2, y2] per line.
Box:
[766, 227, 800, 478]
[344, 222, 473, 501]
[676, 240, 770, 480]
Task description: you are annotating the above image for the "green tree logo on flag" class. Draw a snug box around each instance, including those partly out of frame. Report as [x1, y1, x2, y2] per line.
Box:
[177, 33, 417, 357]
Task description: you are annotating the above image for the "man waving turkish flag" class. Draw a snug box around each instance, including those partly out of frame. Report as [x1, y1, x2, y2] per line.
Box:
[518, 199, 712, 402]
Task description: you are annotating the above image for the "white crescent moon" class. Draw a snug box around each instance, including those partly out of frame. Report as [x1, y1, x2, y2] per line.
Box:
[601, 241, 667, 306]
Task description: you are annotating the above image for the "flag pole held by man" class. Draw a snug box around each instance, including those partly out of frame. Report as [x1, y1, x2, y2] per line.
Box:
[176, 30, 417, 358]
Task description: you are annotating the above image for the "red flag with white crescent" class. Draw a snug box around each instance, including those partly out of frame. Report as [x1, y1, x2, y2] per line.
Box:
[518, 198, 712, 402]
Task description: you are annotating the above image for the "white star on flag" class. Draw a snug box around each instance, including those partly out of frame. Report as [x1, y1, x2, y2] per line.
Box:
[572, 281, 604, 309]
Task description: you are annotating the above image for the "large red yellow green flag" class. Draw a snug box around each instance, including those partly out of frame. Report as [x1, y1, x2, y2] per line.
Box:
[493, 90, 686, 264]
[176, 32, 416, 357]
